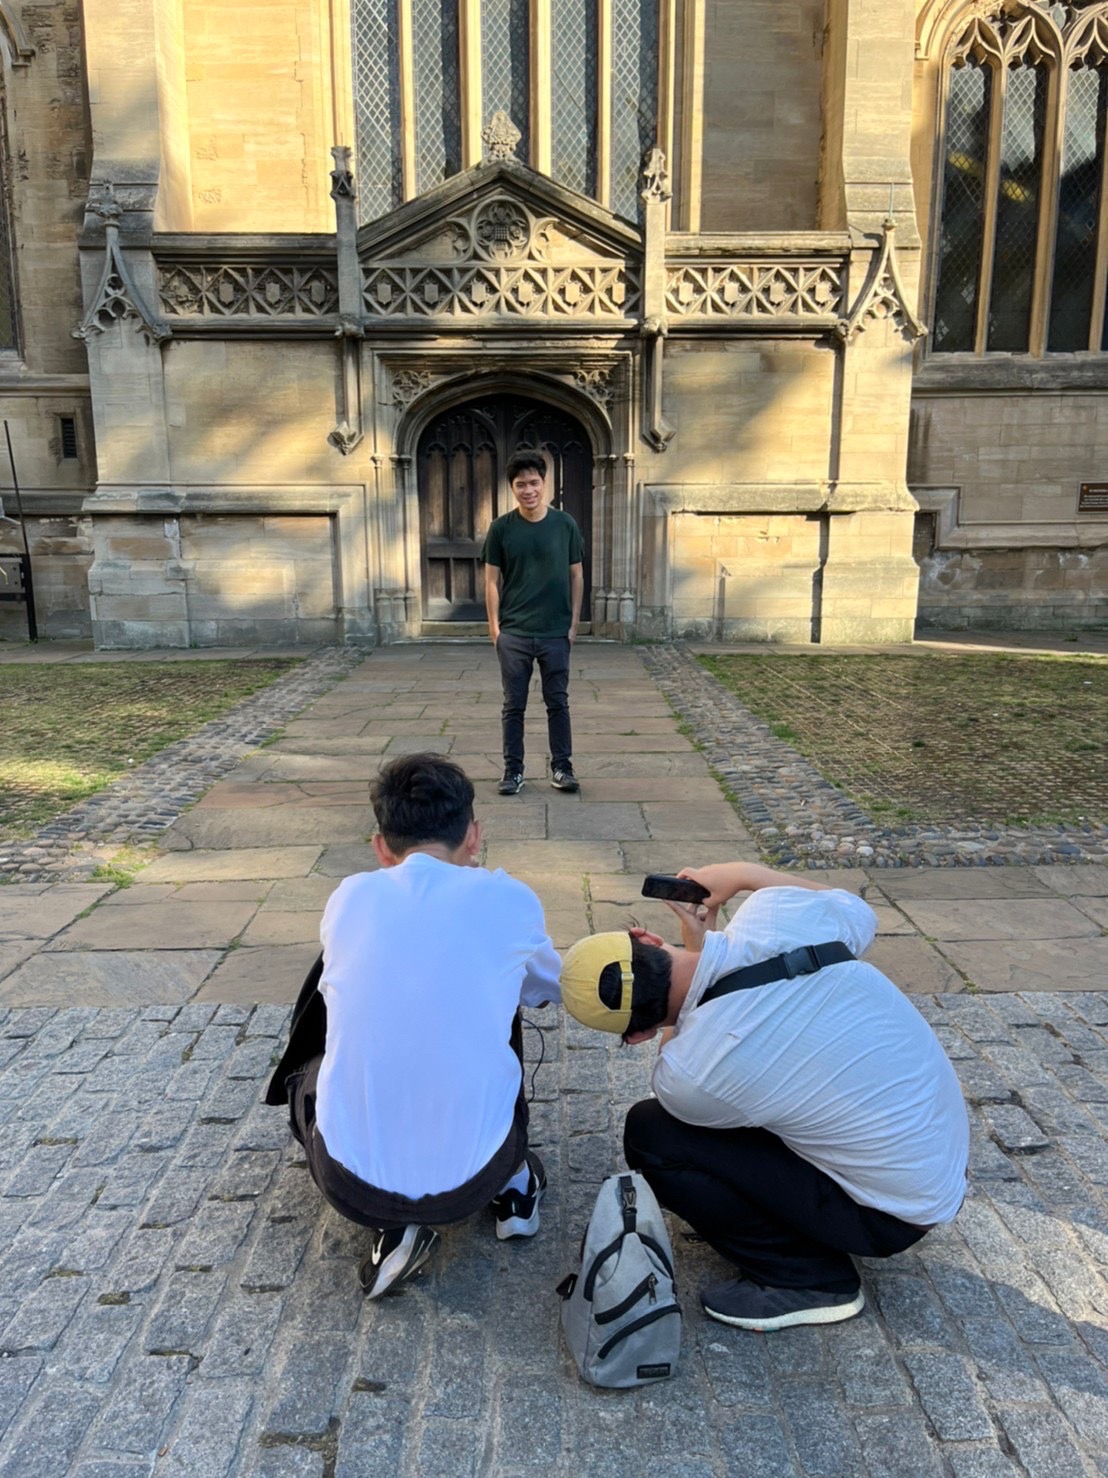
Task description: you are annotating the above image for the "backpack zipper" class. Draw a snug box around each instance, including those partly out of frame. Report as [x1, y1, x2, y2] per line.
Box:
[596, 1302, 682, 1362]
[594, 1273, 659, 1326]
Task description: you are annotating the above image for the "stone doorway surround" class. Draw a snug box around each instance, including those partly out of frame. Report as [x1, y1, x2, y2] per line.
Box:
[413, 392, 596, 625]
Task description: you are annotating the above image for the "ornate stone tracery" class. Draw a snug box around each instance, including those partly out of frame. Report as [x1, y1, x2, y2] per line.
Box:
[836, 217, 927, 344]
[665, 261, 845, 321]
[75, 185, 171, 345]
[390, 367, 435, 408]
[159, 263, 340, 318]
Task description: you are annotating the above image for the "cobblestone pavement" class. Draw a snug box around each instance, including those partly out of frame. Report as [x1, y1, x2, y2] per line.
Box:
[0, 641, 1106, 1476]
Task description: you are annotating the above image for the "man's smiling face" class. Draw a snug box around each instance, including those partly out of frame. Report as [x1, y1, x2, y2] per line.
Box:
[510, 468, 546, 517]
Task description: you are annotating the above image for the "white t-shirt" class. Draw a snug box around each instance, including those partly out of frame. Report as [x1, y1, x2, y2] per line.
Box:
[315, 853, 561, 1197]
[653, 887, 969, 1226]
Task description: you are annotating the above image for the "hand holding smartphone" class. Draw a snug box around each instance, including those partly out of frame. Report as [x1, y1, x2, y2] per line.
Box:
[641, 874, 710, 905]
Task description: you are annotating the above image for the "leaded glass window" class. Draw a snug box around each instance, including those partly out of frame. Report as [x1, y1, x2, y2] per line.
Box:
[551, 0, 599, 198]
[349, 1, 661, 224]
[352, 0, 403, 220]
[1049, 62, 1107, 349]
[411, 0, 462, 195]
[482, 0, 531, 164]
[987, 62, 1047, 351]
[933, 62, 992, 351]
[610, 0, 658, 219]
[931, 2, 1108, 356]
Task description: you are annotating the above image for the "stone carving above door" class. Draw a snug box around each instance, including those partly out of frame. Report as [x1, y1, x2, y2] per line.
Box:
[361, 189, 638, 322]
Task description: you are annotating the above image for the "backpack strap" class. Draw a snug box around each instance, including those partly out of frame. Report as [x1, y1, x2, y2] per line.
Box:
[699, 941, 855, 1006]
[619, 1174, 638, 1234]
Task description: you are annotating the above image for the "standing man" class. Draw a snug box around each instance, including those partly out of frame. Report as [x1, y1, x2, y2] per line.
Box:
[483, 449, 584, 795]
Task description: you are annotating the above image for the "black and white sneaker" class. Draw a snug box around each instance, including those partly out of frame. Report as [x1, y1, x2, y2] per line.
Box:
[550, 765, 579, 792]
[700, 1277, 865, 1331]
[358, 1224, 438, 1298]
[498, 771, 524, 796]
[491, 1152, 546, 1240]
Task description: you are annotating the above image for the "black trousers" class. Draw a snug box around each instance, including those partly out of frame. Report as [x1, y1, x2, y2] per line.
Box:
[495, 632, 572, 773]
[288, 1013, 530, 1231]
[624, 1099, 930, 1294]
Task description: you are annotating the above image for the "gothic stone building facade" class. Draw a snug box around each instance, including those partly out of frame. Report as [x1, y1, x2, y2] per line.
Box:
[0, 0, 1105, 648]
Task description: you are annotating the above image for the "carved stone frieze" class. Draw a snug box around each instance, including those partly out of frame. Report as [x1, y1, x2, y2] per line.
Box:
[665, 261, 845, 321]
[362, 262, 637, 320]
[158, 263, 340, 318]
[361, 186, 637, 322]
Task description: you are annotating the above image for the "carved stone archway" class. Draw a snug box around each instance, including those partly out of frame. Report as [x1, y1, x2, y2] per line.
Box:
[389, 366, 629, 637]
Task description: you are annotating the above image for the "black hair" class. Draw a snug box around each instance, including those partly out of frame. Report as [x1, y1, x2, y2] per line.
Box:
[370, 752, 475, 855]
[506, 449, 547, 483]
[598, 935, 672, 1040]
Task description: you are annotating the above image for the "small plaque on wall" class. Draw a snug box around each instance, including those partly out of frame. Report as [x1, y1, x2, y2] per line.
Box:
[1079, 483, 1108, 511]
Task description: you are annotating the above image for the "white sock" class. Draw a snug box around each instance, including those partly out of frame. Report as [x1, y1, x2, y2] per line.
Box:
[499, 1162, 530, 1196]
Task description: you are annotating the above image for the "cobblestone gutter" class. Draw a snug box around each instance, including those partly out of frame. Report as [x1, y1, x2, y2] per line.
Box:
[0, 647, 366, 883]
[641, 645, 1108, 870]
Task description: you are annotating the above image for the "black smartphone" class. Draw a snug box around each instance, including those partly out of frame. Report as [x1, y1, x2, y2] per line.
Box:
[641, 874, 710, 904]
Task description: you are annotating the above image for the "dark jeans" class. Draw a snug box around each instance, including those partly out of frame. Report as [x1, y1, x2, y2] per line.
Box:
[495, 631, 572, 773]
[624, 1099, 931, 1294]
[288, 1013, 530, 1231]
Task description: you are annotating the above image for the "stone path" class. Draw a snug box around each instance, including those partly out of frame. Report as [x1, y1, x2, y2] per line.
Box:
[1, 641, 1107, 1475]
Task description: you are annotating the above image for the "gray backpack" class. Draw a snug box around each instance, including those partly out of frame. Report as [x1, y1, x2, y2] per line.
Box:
[556, 1170, 682, 1387]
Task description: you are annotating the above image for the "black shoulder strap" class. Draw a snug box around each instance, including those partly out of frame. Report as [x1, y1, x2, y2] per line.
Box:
[699, 941, 855, 1007]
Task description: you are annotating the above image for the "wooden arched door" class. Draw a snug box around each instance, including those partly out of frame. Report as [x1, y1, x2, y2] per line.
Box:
[416, 395, 593, 622]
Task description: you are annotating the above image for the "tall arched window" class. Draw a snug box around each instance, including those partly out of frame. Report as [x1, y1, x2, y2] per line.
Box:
[351, 0, 659, 225]
[931, 1, 1108, 355]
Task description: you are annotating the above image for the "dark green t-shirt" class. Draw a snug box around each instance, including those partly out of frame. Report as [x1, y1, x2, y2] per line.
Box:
[482, 507, 584, 638]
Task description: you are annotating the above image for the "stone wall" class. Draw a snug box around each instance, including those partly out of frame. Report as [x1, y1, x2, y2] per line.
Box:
[0, 513, 92, 639]
[670, 511, 822, 642]
[86, 511, 337, 648]
[910, 389, 1108, 630]
[917, 546, 1108, 631]
[177, 0, 332, 233]
[699, 0, 825, 232]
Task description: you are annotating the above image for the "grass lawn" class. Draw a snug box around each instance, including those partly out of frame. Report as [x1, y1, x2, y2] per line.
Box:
[698, 650, 1108, 829]
[0, 659, 301, 839]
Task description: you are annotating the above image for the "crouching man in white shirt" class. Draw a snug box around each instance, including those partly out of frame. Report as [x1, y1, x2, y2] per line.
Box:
[558, 861, 969, 1332]
[266, 753, 561, 1298]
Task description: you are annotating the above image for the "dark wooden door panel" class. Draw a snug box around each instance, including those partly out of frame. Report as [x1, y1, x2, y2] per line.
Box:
[417, 395, 593, 622]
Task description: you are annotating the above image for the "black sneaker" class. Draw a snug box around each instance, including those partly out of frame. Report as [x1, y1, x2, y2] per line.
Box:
[491, 1151, 546, 1240]
[550, 765, 579, 793]
[700, 1277, 865, 1331]
[358, 1224, 438, 1299]
[498, 771, 524, 796]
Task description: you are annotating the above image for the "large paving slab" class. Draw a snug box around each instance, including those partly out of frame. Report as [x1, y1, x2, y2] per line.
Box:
[51, 900, 261, 952]
[166, 807, 375, 849]
[0, 950, 221, 1007]
[894, 897, 1103, 942]
[140, 848, 324, 883]
[941, 936, 1108, 992]
[0, 882, 114, 940]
